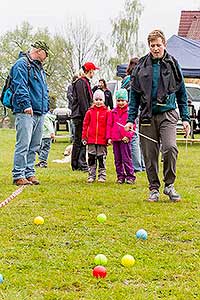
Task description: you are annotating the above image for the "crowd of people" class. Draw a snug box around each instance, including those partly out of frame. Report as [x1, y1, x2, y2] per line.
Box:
[9, 29, 190, 202]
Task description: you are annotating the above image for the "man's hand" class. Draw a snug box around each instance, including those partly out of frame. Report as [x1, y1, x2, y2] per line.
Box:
[24, 107, 33, 116]
[125, 122, 134, 132]
[182, 121, 190, 138]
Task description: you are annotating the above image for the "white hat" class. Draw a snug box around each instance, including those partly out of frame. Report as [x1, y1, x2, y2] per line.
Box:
[93, 89, 105, 102]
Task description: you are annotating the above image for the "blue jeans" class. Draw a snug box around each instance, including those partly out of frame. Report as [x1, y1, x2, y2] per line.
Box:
[12, 113, 45, 180]
[131, 119, 145, 172]
[38, 138, 51, 162]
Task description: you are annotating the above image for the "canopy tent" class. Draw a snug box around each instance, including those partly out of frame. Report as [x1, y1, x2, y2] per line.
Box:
[116, 35, 200, 78]
[167, 35, 200, 78]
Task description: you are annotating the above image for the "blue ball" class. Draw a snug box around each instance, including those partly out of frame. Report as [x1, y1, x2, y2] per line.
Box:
[136, 229, 148, 240]
[0, 274, 3, 283]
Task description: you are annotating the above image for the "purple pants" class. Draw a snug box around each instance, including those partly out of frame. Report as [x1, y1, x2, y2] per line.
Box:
[113, 141, 135, 181]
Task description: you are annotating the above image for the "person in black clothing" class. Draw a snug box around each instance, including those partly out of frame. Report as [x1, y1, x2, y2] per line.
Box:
[93, 79, 113, 109]
[71, 62, 99, 171]
[67, 75, 78, 142]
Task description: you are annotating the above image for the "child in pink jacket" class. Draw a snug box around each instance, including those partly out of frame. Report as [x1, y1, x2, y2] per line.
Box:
[107, 88, 136, 184]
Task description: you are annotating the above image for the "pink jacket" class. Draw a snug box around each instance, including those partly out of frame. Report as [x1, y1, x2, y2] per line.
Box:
[107, 104, 135, 142]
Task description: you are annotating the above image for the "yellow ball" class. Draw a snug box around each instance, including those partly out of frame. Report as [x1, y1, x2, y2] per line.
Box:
[121, 254, 135, 267]
[34, 216, 44, 225]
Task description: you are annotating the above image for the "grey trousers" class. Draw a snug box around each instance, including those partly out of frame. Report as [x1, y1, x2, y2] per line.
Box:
[140, 110, 179, 191]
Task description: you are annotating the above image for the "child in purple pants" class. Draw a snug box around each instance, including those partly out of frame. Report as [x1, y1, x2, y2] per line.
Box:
[107, 88, 136, 184]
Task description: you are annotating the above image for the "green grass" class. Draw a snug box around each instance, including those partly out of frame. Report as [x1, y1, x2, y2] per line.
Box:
[0, 128, 199, 300]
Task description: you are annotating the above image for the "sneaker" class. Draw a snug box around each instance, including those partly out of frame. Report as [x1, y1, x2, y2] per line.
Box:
[13, 178, 33, 186]
[163, 184, 181, 202]
[88, 178, 95, 183]
[148, 189, 160, 202]
[26, 176, 40, 185]
[35, 161, 47, 168]
[98, 178, 106, 183]
[126, 179, 136, 184]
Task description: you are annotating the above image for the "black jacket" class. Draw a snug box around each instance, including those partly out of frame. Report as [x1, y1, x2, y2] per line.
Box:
[71, 77, 93, 119]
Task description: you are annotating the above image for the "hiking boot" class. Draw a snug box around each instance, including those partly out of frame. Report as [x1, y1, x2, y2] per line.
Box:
[88, 178, 95, 183]
[98, 178, 106, 183]
[164, 184, 181, 202]
[117, 179, 125, 184]
[148, 189, 160, 202]
[13, 178, 33, 186]
[26, 176, 40, 185]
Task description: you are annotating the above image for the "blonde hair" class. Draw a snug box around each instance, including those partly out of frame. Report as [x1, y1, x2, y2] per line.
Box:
[147, 29, 166, 45]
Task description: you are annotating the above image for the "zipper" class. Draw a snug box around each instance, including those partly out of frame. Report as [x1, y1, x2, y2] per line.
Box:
[96, 111, 99, 144]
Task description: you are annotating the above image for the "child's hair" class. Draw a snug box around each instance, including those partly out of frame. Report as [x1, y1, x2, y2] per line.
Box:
[147, 29, 166, 45]
[115, 88, 128, 101]
[93, 89, 105, 102]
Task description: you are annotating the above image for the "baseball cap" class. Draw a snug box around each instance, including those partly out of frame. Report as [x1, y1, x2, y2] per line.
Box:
[83, 62, 100, 71]
[31, 40, 50, 56]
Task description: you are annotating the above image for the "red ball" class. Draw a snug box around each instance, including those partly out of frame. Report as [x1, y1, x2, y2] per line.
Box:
[92, 266, 107, 278]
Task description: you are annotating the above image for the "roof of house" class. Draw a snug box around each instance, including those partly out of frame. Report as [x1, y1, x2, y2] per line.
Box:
[178, 11, 200, 40]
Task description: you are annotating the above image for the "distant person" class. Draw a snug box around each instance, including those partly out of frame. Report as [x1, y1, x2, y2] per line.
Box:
[36, 110, 56, 168]
[121, 57, 145, 172]
[125, 29, 190, 202]
[107, 88, 136, 184]
[82, 89, 109, 183]
[93, 79, 113, 109]
[71, 62, 100, 172]
[12, 40, 50, 185]
[67, 75, 79, 142]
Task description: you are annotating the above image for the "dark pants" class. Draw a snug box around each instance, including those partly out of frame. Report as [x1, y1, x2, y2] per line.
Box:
[140, 110, 178, 191]
[71, 118, 88, 171]
[113, 141, 135, 181]
[88, 144, 107, 180]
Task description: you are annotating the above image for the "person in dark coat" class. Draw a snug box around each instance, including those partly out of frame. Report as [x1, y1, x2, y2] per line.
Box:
[67, 75, 78, 142]
[125, 29, 190, 202]
[93, 79, 113, 109]
[71, 62, 100, 171]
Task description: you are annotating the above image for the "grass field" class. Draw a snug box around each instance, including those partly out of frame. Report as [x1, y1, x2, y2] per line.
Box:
[0, 128, 199, 300]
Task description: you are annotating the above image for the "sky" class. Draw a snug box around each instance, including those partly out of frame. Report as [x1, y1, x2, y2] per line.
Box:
[0, 0, 199, 47]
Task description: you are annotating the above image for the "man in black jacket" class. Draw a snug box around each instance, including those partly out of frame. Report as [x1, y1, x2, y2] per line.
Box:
[71, 62, 99, 171]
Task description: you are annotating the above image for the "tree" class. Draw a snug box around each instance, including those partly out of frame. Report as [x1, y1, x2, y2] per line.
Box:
[110, 0, 145, 66]
[0, 22, 74, 108]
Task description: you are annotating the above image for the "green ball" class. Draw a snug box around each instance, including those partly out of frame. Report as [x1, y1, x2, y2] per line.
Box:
[97, 213, 107, 223]
[94, 254, 108, 266]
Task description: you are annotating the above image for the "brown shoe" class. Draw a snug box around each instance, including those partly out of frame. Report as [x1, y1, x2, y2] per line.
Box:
[27, 176, 40, 185]
[13, 178, 33, 186]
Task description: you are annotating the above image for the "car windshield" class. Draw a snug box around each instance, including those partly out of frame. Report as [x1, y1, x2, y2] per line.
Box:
[186, 87, 200, 101]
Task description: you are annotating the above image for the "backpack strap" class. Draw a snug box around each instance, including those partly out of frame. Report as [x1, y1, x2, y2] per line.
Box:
[80, 77, 93, 100]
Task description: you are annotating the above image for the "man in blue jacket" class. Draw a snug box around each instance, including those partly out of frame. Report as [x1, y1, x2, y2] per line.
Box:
[12, 41, 49, 185]
[125, 30, 190, 202]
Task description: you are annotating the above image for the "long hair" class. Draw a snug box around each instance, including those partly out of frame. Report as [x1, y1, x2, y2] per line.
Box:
[99, 78, 107, 89]
[126, 57, 139, 75]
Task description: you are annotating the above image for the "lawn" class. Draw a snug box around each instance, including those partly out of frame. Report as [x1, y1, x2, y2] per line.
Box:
[0, 128, 199, 300]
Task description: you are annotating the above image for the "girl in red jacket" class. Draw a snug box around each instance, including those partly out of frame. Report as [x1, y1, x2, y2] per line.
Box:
[107, 88, 136, 184]
[82, 90, 109, 183]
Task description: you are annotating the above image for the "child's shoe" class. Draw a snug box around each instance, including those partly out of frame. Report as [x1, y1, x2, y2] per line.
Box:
[98, 178, 106, 183]
[88, 178, 95, 183]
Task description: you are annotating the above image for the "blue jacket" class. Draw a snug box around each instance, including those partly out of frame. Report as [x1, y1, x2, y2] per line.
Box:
[11, 52, 49, 114]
